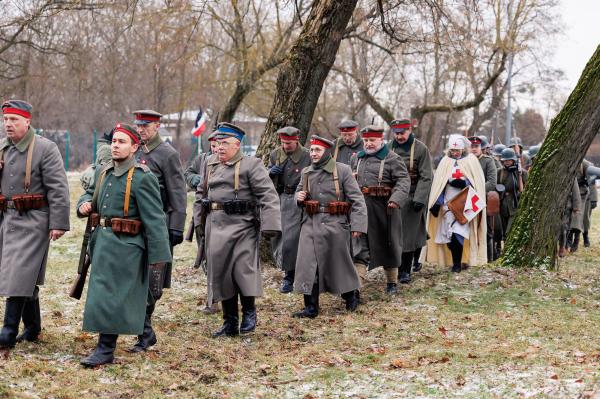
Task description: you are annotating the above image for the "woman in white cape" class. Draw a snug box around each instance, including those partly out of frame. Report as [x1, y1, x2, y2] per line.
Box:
[424, 134, 487, 272]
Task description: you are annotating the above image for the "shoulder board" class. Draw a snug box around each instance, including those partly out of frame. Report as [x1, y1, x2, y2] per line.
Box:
[135, 163, 151, 172]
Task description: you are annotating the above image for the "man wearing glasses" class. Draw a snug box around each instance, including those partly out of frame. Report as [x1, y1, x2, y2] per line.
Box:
[388, 119, 433, 284]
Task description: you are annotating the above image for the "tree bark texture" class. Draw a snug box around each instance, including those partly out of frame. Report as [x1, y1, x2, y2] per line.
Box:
[255, 0, 359, 159]
[501, 44, 600, 269]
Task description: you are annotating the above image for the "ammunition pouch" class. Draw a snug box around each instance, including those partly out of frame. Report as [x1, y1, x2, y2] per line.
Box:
[223, 199, 253, 215]
[148, 263, 167, 299]
[90, 213, 142, 236]
[327, 201, 351, 215]
[0, 194, 6, 212]
[303, 200, 320, 215]
[11, 193, 47, 213]
[361, 185, 392, 198]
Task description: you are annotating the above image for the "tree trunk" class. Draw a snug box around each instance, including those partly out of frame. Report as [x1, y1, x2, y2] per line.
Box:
[255, 0, 358, 159]
[501, 44, 600, 269]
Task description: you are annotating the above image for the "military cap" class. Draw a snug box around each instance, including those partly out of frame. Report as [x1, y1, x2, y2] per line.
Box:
[500, 148, 518, 162]
[389, 118, 412, 134]
[528, 145, 541, 159]
[467, 136, 482, 145]
[2, 100, 33, 119]
[207, 130, 219, 141]
[277, 126, 301, 140]
[309, 135, 334, 149]
[509, 136, 523, 149]
[114, 123, 141, 144]
[133, 109, 162, 125]
[360, 125, 384, 138]
[493, 144, 506, 156]
[337, 119, 359, 131]
[214, 122, 245, 141]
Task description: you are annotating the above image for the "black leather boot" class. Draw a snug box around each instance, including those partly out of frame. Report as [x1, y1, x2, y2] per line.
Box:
[399, 252, 413, 284]
[342, 290, 359, 312]
[448, 236, 463, 273]
[293, 284, 319, 318]
[16, 297, 41, 343]
[212, 296, 239, 337]
[280, 270, 295, 294]
[0, 297, 26, 348]
[571, 231, 581, 253]
[584, 231, 590, 248]
[412, 248, 423, 272]
[128, 313, 156, 353]
[239, 295, 256, 334]
[80, 334, 118, 368]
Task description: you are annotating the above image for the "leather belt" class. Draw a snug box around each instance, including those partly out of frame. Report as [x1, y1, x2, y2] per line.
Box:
[98, 218, 113, 228]
[283, 187, 296, 194]
[210, 202, 225, 211]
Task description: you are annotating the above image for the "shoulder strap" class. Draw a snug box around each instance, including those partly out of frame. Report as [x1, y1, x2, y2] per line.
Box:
[233, 160, 242, 195]
[378, 157, 386, 186]
[409, 140, 415, 172]
[123, 167, 135, 218]
[333, 139, 340, 161]
[24, 135, 36, 193]
[355, 158, 362, 175]
[91, 169, 108, 212]
[302, 170, 310, 194]
[332, 164, 341, 200]
[0, 149, 4, 194]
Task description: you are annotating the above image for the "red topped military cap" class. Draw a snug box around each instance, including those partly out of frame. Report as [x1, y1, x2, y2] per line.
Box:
[133, 109, 162, 125]
[2, 100, 33, 119]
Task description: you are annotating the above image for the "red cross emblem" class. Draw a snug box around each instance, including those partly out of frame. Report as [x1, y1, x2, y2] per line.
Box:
[452, 168, 463, 179]
[471, 194, 480, 212]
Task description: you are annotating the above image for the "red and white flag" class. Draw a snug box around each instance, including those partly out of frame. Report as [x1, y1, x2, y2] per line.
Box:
[464, 185, 486, 222]
[191, 108, 207, 137]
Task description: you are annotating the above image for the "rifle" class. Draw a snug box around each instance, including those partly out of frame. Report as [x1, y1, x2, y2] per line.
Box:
[69, 215, 93, 299]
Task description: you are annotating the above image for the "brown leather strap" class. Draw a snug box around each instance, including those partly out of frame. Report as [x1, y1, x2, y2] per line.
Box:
[333, 164, 340, 201]
[377, 157, 386, 186]
[91, 169, 108, 212]
[333, 139, 340, 161]
[123, 167, 135, 218]
[302, 171, 310, 194]
[409, 140, 415, 172]
[24, 135, 36, 193]
[233, 160, 241, 193]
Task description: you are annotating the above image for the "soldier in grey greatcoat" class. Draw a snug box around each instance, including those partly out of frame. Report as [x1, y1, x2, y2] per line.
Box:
[293, 136, 367, 318]
[350, 126, 410, 295]
[197, 123, 281, 337]
[333, 120, 364, 165]
[388, 119, 433, 280]
[583, 160, 598, 248]
[130, 110, 187, 352]
[469, 136, 497, 262]
[497, 148, 527, 244]
[267, 127, 310, 293]
[0, 100, 70, 349]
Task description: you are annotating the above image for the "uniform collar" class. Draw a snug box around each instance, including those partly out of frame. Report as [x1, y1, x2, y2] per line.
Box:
[278, 144, 305, 164]
[306, 156, 335, 174]
[390, 133, 414, 152]
[223, 150, 243, 166]
[112, 156, 136, 176]
[337, 136, 363, 149]
[142, 132, 162, 153]
[3, 127, 36, 153]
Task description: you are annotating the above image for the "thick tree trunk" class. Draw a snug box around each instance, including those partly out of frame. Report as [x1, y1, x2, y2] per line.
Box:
[501, 44, 600, 269]
[255, 0, 358, 159]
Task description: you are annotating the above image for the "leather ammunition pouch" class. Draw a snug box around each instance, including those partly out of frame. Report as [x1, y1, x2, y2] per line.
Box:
[11, 193, 47, 213]
[486, 191, 500, 217]
[204, 199, 255, 214]
[148, 263, 167, 299]
[303, 200, 320, 215]
[447, 188, 469, 225]
[361, 185, 392, 197]
[0, 194, 6, 212]
[90, 212, 142, 236]
[327, 201, 351, 215]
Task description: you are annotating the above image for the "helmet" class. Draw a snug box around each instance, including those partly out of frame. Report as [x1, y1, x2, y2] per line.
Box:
[500, 148, 518, 162]
[509, 137, 523, 148]
[528, 145, 541, 159]
[478, 135, 490, 149]
[493, 144, 506, 156]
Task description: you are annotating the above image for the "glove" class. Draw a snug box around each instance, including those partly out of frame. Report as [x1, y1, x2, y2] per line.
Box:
[269, 165, 284, 176]
[448, 179, 467, 189]
[430, 203, 441, 218]
[190, 175, 202, 188]
[412, 201, 425, 212]
[169, 229, 184, 246]
[262, 230, 279, 239]
[592, 201, 597, 209]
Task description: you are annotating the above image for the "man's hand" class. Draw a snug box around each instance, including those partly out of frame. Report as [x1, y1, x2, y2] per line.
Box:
[169, 229, 184, 246]
[49, 230, 66, 241]
[352, 231, 362, 238]
[191, 175, 202, 188]
[412, 201, 425, 212]
[269, 165, 284, 176]
[296, 191, 307, 202]
[78, 202, 92, 216]
[592, 201, 597, 209]
[387, 201, 400, 209]
[430, 203, 441, 217]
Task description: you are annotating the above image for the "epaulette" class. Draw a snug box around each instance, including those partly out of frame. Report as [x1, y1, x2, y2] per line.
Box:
[135, 162, 151, 172]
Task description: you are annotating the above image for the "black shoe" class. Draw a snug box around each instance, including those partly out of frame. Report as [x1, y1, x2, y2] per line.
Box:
[239, 296, 256, 334]
[80, 334, 118, 368]
[292, 293, 319, 318]
[399, 272, 411, 284]
[0, 297, 26, 348]
[128, 314, 156, 353]
[292, 308, 318, 318]
[385, 283, 398, 295]
[343, 290, 359, 312]
[279, 279, 293, 294]
[16, 298, 41, 343]
[451, 264, 461, 273]
[212, 297, 239, 338]
[584, 232, 590, 248]
[412, 263, 422, 272]
[571, 232, 580, 253]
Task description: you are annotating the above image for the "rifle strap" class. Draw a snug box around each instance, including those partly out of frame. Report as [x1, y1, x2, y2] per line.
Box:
[0, 149, 4, 194]
[91, 170, 108, 212]
[233, 160, 241, 195]
[409, 140, 415, 172]
[123, 167, 135, 218]
[333, 164, 341, 201]
[333, 139, 340, 161]
[302, 171, 310, 195]
[377, 158, 386, 186]
[24, 135, 36, 193]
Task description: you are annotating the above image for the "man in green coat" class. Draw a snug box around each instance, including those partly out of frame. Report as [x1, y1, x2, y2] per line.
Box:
[333, 120, 364, 165]
[388, 119, 433, 280]
[77, 123, 171, 367]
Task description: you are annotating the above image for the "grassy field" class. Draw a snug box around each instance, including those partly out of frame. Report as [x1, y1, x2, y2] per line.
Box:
[0, 174, 599, 398]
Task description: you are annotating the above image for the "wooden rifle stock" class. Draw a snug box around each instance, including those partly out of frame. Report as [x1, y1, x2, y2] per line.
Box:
[69, 215, 93, 300]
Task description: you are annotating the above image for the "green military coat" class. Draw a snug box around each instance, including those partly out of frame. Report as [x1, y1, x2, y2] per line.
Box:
[389, 136, 433, 252]
[77, 157, 171, 335]
[333, 137, 364, 165]
[478, 154, 498, 193]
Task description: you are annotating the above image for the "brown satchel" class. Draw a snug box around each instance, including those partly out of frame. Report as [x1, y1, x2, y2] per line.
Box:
[486, 191, 500, 216]
[447, 187, 469, 225]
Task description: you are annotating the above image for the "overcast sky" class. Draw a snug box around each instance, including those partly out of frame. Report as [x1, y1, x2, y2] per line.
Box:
[554, 0, 600, 90]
